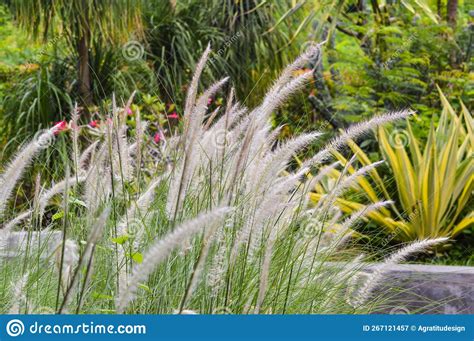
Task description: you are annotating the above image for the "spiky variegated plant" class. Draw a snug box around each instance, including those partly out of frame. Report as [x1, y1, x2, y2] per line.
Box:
[0, 45, 445, 314]
[310, 89, 473, 241]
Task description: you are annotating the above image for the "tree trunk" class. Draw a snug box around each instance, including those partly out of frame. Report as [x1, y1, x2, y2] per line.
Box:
[447, 0, 458, 27]
[447, 0, 458, 66]
[77, 0, 92, 110]
[77, 33, 92, 108]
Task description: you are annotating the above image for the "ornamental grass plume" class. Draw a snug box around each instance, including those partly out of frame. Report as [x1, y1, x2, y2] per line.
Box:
[0, 125, 61, 217]
[348, 237, 448, 307]
[116, 176, 167, 297]
[55, 239, 79, 295]
[8, 271, 29, 314]
[116, 207, 231, 313]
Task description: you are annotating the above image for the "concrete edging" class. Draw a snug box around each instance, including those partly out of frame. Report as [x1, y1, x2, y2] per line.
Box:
[365, 263, 474, 314]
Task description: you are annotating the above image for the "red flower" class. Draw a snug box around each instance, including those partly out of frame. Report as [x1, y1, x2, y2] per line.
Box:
[168, 112, 179, 119]
[53, 121, 68, 135]
[153, 131, 164, 143]
[88, 120, 98, 128]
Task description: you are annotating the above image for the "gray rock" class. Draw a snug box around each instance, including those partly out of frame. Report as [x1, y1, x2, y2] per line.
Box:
[366, 263, 474, 314]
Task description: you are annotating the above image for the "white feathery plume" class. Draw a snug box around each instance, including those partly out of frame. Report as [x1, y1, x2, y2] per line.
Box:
[134, 108, 143, 176]
[303, 110, 414, 168]
[181, 214, 231, 309]
[84, 207, 111, 259]
[70, 104, 81, 172]
[1, 210, 33, 235]
[207, 232, 228, 297]
[204, 106, 222, 130]
[39, 175, 87, 217]
[306, 161, 341, 189]
[349, 238, 448, 307]
[9, 271, 29, 314]
[117, 176, 166, 295]
[302, 209, 343, 259]
[0, 127, 57, 216]
[264, 125, 284, 148]
[246, 201, 291, 261]
[78, 140, 99, 171]
[116, 207, 231, 313]
[333, 161, 384, 196]
[254, 220, 279, 314]
[245, 124, 272, 161]
[55, 239, 79, 294]
[183, 44, 212, 121]
[128, 119, 149, 157]
[84, 143, 109, 212]
[212, 104, 248, 132]
[318, 161, 384, 214]
[298, 161, 342, 209]
[247, 132, 322, 191]
[312, 155, 357, 212]
[265, 41, 323, 102]
[76, 207, 110, 312]
[167, 77, 229, 217]
[205, 88, 234, 132]
[334, 201, 393, 248]
[270, 167, 310, 195]
[117, 175, 165, 237]
[253, 71, 314, 128]
[113, 119, 132, 182]
[185, 77, 229, 148]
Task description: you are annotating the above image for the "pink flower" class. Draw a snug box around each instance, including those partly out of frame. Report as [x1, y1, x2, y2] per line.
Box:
[53, 121, 68, 135]
[88, 120, 98, 128]
[126, 107, 133, 115]
[168, 112, 179, 119]
[153, 131, 165, 143]
[207, 98, 213, 106]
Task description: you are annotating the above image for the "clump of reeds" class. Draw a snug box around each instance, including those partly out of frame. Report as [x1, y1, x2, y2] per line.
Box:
[0, 43, 446, 315]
